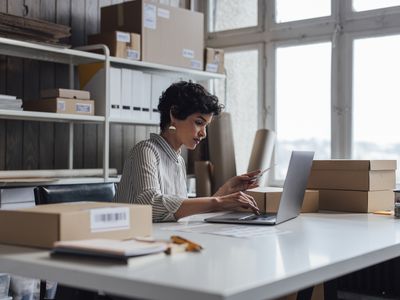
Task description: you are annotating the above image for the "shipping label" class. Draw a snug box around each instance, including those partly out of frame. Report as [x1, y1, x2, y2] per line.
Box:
[182, 48, 194, 59]
[191, 60, 202, 70]
[127, 49, 140, 60]
[90, 207, 130, 232]
[116, 31, 130, 43]
[157, 8, 170, 19]
[144, 4, 157, 30]
[57, 101, 66, 111]
[206, 63, 218, 73]
[76, 103, 92, 113]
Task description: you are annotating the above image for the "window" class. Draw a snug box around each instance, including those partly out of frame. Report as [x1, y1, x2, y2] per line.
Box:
[352, 0, 400, 12]
[353, 35, 400, 179]
[275, 0, 331, 23]
[214, 49, 259, 174]
[275, 42, 331, 180]
[208, 0, 258, 32]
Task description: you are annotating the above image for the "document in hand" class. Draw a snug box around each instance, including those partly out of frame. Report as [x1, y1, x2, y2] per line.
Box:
[52, 238, 168, 262]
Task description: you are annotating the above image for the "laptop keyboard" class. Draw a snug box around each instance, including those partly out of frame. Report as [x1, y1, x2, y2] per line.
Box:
[239, 213, 276, 221]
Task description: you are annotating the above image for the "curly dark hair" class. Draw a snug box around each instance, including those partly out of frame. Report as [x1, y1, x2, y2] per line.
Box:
[157, 81, 223, 131]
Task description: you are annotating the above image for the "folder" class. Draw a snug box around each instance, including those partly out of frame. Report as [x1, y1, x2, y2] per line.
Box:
[131, 70, 143, 120]
[110, 67, 122, 118]
[151, 75, 173, 123]
[141, 73, 152, 121]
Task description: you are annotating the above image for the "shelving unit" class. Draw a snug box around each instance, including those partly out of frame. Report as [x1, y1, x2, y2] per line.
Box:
[0, 36, 225, 181]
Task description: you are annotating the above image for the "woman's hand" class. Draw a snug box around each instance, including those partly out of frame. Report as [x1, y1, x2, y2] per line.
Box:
[214, 191, 260, 215]
[214, 170, 261, 197]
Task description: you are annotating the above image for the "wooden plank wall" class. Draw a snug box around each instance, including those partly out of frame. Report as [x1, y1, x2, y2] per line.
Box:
[0, 0, 159, 174]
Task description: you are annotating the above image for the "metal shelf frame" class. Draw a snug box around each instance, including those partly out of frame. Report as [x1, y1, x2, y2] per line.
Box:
[0, 37, 225, 181]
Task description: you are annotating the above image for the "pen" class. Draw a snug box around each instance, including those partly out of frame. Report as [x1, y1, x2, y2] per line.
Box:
[170, 235, 203, 252]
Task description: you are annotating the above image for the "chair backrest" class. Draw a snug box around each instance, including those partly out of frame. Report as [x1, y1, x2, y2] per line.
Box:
[34, 182, 116, 205]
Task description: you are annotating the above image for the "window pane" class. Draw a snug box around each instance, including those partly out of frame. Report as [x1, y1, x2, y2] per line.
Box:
[352, 0, 400, 11]
[215, 50, 259, 174]
[209, 0, 258, 32]
[353, 35, 400, 180]
[275, 0, 330, 23]
[276, 42, 331, 180]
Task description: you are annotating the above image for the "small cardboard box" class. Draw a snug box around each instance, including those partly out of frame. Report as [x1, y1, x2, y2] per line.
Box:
[307, 160, 397, 191]
[204, 48, 224, 73]
[245, 187, 319, 213]
[101, 0, 204, 70]
[0, 202, 152, 248]
[319, 189, 394, 213]
[88, 31, 141, 60]
[24, 98, 95, 115]
[40, 88, 90, 100]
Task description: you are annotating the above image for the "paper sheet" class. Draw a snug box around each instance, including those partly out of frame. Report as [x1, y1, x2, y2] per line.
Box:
[161, 213, 290, 238]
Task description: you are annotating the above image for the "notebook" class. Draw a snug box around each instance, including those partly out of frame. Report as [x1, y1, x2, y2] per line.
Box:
[204, 150, 314, 225]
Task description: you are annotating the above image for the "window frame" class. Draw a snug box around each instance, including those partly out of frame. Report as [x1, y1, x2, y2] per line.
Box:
[204, 0, 400, 185]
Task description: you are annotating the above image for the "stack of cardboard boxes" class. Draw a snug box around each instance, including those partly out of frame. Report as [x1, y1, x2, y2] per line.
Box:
[307, 160, 397, 212]
[23, 89, 95, 116]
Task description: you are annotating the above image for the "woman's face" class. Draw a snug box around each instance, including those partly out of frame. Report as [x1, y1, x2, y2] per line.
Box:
[174, 113, 213, 150]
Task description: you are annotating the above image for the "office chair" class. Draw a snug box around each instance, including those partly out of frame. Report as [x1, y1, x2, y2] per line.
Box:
[34, 182, 117, 300]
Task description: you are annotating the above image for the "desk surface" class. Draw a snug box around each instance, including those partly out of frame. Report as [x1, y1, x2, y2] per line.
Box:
[1, 213, 400, 300]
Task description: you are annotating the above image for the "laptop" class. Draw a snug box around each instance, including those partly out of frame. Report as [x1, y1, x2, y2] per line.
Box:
[204, 151, 314, 225]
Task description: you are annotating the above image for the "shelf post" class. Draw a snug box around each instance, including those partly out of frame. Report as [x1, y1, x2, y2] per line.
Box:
[68, 61, 74, 169]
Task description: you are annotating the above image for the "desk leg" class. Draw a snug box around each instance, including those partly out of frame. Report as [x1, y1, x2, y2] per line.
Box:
[324, 279, 338, 300]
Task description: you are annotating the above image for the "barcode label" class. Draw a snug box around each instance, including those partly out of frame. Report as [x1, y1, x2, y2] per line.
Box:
[90, 207, 130, 232]
[57, 101, 66, 111]
[76, 103, 91, 113]
[127, 49, 140, 60]
[182, 48, 194, 59]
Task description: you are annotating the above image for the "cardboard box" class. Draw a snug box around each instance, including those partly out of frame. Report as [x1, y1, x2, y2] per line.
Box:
[307, 160, 397, 191]
[245, 187, 319, 213]
[204, 48, 224, 73]
[24, 98, 95, 115]
[319, 189, 394, 213]
[101, 0, 204, 70]
[40, 88, 90, 100]
[88, 31, 141, 60]
[0, 202, 152, 248]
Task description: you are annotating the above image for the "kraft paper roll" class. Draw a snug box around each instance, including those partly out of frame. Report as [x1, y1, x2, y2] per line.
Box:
[247, 129, 276, 186]
[207, 112, 236, 194]
[194, 161, 213, 197]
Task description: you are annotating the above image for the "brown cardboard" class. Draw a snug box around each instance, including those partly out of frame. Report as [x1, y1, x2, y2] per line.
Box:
[101, 0, 204, 70]
[245, 187, 319, 213]
[319, 189, 394, 213]
[308, 160, 397, 191]
[204, 48, 224, 73]
[0, 202, 152, 248]
[40, 88, 90, 100]
[88, 31, 141, 60]
[24, 98, 95, 115]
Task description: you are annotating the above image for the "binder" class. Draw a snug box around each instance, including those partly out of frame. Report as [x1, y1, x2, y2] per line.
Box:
[151, 75, 173, 123]
[110, 67, 122, 118]
[131, 70, 143, 120]
[121, 68, 132, 119]
[141, 73, 152, 121]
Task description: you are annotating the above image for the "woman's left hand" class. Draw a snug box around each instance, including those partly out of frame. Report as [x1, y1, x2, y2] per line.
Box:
[214, 170, 261, 196]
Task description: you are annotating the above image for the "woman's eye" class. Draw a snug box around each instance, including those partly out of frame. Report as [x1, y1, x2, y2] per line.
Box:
[195, 120, 203, 126]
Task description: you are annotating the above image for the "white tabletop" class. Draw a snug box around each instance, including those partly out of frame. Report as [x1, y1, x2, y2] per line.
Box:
[1, 213, 400, 300]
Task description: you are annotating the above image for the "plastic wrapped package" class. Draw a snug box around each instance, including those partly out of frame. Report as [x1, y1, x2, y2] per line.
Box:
[0, 273, 11, 298]
[9, 275, 39, 300]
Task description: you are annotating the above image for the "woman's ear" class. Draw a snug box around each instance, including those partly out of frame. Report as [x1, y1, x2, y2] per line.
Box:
[169, 106, 177, 121]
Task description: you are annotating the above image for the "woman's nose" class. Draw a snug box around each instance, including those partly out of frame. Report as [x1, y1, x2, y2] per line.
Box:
[199, 127, 206, 138]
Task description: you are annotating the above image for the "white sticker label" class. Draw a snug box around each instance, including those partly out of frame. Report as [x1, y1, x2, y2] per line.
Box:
[182, 48, 194, 59]
[127, 49, 140, 60]
[57, 101, 66, 111]
[159, 0, 169, 5]
[76, 103, 91, 113]
[116, 31, 130, 43]
[191, 60, 202, 70]
[144, 4, 157, 30]
[90, 207, 130, 232]
[206, 63, 218, 73]
[157, 8, 170, 19]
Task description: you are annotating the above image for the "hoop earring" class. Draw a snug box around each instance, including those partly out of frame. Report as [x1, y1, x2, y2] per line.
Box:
[168, 125, 176, 131]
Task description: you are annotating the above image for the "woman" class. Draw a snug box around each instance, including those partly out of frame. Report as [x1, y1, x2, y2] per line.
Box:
[115, 81, 260, 222]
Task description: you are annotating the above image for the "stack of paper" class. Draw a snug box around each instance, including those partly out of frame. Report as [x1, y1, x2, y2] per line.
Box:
[52, 238, 168, 263]
[0, 94, 22, 110]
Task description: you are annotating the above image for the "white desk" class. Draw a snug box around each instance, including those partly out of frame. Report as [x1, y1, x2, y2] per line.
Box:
[1, 213, 400, 300]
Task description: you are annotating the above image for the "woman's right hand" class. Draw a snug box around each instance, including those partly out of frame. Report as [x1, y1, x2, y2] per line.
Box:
[214, 191, 260, 215]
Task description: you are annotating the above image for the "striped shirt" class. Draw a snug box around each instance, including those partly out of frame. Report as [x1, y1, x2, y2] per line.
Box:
[114, 133, 187, 222]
